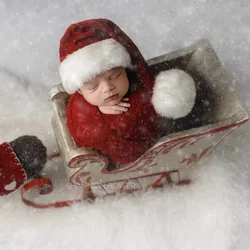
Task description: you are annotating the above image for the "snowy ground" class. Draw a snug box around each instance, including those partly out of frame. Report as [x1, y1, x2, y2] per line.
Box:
[0, 0, 250, 249]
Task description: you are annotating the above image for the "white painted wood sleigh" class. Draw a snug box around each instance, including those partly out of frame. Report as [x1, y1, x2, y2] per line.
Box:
[22, 39, 248, 207]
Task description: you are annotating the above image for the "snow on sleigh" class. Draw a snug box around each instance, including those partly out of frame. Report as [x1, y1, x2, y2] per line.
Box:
[25, 39, 249, 207]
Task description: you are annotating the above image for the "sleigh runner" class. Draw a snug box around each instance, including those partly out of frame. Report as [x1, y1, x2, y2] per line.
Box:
[22, 39, 248, 207]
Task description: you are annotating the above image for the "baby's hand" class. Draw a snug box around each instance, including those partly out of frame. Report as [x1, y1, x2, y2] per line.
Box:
[98, 98, 131, 114]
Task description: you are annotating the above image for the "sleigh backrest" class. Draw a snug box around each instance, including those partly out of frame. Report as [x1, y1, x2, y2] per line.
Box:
[150, 40, 248, 129]
[49, 39, 248, 169]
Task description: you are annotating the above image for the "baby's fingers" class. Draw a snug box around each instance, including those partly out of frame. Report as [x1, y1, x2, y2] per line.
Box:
[109, 110, 123, 114]
[112, 105, 128, 112]
[118, 102, 131, 108]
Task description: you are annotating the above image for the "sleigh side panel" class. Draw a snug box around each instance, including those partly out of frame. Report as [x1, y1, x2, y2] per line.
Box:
[67, 119, 243, 198]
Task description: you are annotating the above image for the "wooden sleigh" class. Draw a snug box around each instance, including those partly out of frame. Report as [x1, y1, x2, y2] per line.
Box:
[22, 39, 248, 207]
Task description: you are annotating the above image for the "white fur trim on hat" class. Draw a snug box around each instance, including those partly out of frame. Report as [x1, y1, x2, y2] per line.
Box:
[59, 38, 133, 94]
[152, 69, 196, 119]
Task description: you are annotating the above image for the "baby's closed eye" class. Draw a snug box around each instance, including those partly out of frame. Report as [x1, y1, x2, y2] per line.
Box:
[110, 71, 122, 80]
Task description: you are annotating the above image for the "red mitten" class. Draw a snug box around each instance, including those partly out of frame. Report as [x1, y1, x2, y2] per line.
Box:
[0, 136, 47, 196]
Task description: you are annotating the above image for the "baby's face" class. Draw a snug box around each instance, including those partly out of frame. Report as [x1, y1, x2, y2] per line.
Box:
[79, 67, 129, 107]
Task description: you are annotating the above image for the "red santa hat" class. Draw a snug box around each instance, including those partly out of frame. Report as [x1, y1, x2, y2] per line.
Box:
[59, 18, 154, 94]
[59, 18, 196, 119]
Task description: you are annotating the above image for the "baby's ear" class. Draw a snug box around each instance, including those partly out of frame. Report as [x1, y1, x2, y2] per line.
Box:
[151, 69, 196, 119]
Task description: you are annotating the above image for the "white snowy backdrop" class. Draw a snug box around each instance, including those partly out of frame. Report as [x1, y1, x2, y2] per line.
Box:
[0, 0, 250, 249]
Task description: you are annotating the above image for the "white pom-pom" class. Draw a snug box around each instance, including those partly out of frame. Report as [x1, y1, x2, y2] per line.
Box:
[152, 69, 196, 119]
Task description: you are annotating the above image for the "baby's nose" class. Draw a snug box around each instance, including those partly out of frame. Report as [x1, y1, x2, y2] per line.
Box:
[102, 80, 115, 92]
